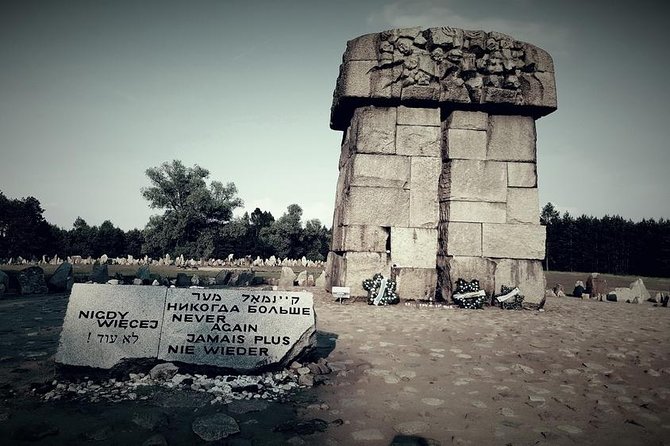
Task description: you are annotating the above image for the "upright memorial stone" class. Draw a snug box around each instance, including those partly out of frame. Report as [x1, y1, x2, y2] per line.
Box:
[159, 289, 315, 372]
[327, 27, 557, 303]
[56, 284, 165, 368]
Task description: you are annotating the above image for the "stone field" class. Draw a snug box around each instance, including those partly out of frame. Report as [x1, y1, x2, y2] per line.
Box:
[0, 289, 669, 445]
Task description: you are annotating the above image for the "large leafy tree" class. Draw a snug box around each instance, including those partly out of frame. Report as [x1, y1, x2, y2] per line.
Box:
[259, 205, 331, 260]
[260, 204, 304, 259]
[68, 217, 94, 257]
[302, 218, 331, 261]
[93, 220, 126, 257]
[250, 208, 275, 257]
[141, 160, 242, 257]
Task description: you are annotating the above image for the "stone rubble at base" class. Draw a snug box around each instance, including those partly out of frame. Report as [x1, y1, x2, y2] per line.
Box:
[326, 26, 556, 303]
[41, 359, 333, 405]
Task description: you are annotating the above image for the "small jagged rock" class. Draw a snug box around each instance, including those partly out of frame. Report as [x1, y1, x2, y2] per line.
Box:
[149, 363, 179, 380]
[192, 413, 240, 441]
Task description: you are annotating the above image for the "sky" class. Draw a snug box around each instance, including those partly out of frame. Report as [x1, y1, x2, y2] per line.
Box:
[1, 0, 668, 230]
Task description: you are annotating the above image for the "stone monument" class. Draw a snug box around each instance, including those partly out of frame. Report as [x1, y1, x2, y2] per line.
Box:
[327, 27, 556, 303]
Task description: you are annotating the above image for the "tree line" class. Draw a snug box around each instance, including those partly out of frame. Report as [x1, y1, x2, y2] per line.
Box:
[541, 203, 670, 278]
[0, 160, 331, 261]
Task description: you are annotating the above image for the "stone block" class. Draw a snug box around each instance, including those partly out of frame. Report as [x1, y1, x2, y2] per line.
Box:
[396, 125, 440, 157]
[493, 259, 546, 303]
[397, 106, 441, 126]
[444, 201, 507, 223]
[482, 224, 545, 259]
[507, 162, 537, 187]
[56, 284, 167, 369]
[325, 251, 340, 292]
[329, 252, 391, 296]
[439, 160, 507, 203]
[487, 115, 536, 162]
[338, 61, 375, 98]
[444, 128, 487, 160]
[410, 189, 439, 228]
[401, 85, 439, 101]
[437, 256, 496, 298]
[483, 87, 519, 105]
[344, 33, 379, 61]
[158, 289, 316, 371]
[523, 43, 555, 72]
[342, 186, 410, 227]
[534, 72, 557, 107]
[410, 156, 441, 192]
[338, 125, 354, 169]
[351, 106, 397, 155]
[331, 225, 389, 252]
[347, 154, 410, 189]
[445, 222, 482, 257]
[394, 267, 437, 300]
[507, 188, 540, 224]
[330, 163, 350, 229]
[446, 111, 488, 131]
[519, 72, 557, 109]
[390, 227, 438, 268]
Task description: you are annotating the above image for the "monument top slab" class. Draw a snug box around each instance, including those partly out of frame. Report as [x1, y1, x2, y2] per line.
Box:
[331, 27, 557, 130]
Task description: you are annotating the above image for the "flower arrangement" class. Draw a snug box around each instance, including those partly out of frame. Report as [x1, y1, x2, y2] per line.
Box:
[494, 285, 524, 310]
[362, 273, 399, 306]
[452, 278, 487, 309]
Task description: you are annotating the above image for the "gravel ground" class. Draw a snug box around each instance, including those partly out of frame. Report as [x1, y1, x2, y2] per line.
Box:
[1, 290, 669, 445]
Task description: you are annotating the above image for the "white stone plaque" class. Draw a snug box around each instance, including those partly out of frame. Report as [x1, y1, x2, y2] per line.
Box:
[157, 289, 315, 371]
[56, 284, 167, 368]
[56, 285, 316, 372]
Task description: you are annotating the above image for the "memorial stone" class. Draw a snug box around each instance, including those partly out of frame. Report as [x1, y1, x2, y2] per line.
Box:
[90, 263, 109, 284]
[315, 271, 327, 288]
[296, 271, 308, 286]
[175, 273, 191, 287]
[158, 288, 315, 371]
[0, 270, 10, 294]
[234, 270, 255, 286]
[215, 269, 233, 285]
[18, 266, 49, 294]
[279, 267, 296, 288]
[137, 265, 151, 282]
[629, 278, 650, 303]
[56, 284, 166, 369]
[56, 285, 316, 372]
[48, 261, 74, 292]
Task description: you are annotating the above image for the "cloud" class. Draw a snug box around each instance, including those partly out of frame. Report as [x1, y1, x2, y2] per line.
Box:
[367, 0, 569, 55]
